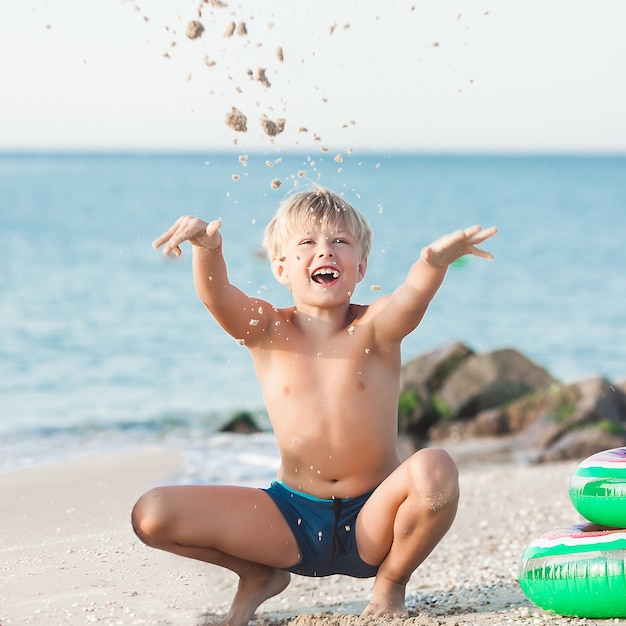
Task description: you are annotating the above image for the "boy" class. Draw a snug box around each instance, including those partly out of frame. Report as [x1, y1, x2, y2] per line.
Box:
[132, 187, 497, 626]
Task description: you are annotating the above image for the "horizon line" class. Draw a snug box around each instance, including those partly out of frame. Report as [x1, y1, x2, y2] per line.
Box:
[1, 147, 625, 158]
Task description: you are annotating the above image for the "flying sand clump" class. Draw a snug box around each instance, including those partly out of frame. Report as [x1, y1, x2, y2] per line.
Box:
[255, 68, 271, 89]
[225, 107, 248, 133]
[185, 20, 204, 39]
[260, 117, 286, 137]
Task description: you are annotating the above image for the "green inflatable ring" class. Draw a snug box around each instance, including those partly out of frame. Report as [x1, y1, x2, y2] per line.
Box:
[519, 523, 626, 618]
[569, 447, 626, 527]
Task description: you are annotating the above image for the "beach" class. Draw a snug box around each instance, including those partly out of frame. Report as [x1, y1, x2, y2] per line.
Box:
[1, 440, 621, 626]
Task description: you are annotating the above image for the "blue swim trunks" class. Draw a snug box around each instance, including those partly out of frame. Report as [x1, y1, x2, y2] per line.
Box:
[261, 480, 380, 578]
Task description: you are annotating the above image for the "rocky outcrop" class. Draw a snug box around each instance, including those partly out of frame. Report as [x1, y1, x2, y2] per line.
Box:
[399, 343, 556, 440]
[398, 341, 474, 441]
[438, 348, 557, 419]
[219, 411, 261, 434]
[400, 343, 626, 463]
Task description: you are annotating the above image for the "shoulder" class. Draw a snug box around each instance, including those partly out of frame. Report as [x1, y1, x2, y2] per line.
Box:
[220, 299, 291, 349]
[351, 294, 414, 347]
[273, 305, 297, 322]
[351, 296, 392, 322]
[253, 305, 296, 341]
[346, 299, 391, 335]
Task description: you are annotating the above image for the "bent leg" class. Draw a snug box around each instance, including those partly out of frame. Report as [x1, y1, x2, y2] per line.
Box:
[355, 448, 459, 618]
[131, 485, 301, 626]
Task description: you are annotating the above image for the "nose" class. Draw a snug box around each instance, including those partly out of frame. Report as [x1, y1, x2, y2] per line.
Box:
[317, 241, 334, 258]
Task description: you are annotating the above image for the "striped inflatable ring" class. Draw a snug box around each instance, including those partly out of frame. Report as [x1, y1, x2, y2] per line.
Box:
[569, 447, 626, 527]
[518, 523, 626, 618]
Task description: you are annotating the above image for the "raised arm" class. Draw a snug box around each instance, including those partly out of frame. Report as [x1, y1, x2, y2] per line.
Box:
[153, 216, 271, 345]
[373, 225, 497, 342]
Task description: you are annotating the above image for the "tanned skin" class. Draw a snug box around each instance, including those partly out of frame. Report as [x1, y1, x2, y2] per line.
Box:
[132, 209, 497, 626]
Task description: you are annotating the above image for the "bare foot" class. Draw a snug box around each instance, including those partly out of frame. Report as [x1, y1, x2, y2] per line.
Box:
[210, 567, 290, 626]
[361, 578, 408, 619]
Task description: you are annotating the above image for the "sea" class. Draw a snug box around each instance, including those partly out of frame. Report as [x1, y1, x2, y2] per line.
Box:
[1, 151, 625, 483]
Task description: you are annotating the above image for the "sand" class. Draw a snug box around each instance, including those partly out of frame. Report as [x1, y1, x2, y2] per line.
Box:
[0, 440, 622, 626]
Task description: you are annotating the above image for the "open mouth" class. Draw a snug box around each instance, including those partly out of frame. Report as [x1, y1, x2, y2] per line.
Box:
[311, 266, 340, 285]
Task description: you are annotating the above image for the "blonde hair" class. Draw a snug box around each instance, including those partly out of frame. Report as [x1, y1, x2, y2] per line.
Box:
[263, 186, 372, 261]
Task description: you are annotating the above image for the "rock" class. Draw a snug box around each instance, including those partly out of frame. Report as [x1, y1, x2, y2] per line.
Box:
[400, 341, 473, 395]
[398, 342, 473, 438]
[500, 383, 579, 435]
[219, 411, 261, 434]
[401, 343, 626, 463]
[437, 347, 557, 420]
[534, 425, 626, 463]
[514, 376, 626, 461]
[430, 407, 510, 441]
[470, 407, 510, 436]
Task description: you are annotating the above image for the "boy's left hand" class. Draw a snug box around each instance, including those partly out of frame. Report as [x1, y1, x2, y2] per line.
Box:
[421, 225, 498, 267]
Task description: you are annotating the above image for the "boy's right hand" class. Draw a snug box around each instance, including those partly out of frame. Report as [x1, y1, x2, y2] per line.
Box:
[152, 217, 222, 257]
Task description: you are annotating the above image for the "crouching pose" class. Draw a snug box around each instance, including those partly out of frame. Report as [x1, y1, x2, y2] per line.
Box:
[132, 186, 497, 625]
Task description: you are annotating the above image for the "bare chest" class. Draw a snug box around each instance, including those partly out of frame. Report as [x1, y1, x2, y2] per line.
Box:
[257, 325, 380, 393]
[251, 324, 400, 433]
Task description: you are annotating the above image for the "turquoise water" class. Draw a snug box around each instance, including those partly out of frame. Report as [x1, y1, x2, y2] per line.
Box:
[1, 152, 625, 473]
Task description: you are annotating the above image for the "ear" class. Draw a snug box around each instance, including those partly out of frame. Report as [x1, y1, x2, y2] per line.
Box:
[356, 257, 368, 283]
[271, 257, 290, 286]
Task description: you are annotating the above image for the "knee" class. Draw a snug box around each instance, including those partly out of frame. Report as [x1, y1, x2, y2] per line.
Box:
[131, 487, 173, 547]
[408, 448, 459, 513]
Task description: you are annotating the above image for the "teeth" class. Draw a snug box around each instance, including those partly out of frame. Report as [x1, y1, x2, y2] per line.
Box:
[314, 268, 339, 278]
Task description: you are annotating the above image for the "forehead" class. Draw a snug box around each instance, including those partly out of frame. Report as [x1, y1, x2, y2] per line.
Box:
[287, 223, 351, 240]
[286, 210, 352, 234]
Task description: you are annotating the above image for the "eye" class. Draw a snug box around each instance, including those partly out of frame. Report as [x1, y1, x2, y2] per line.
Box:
[333, 238, 349, 244]
[299, 239, 315, 246]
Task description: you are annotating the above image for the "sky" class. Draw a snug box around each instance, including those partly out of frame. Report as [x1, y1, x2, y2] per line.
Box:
[2, 0, 626, 153]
